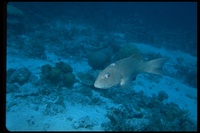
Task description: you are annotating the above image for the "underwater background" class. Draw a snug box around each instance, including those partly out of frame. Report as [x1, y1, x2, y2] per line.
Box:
[6, 2, 197, 131]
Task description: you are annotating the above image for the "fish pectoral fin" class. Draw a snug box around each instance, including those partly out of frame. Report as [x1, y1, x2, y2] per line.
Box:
[120, 79, 132, 89]
[120, 79, 125, 86]
[121, 81, 132, 89]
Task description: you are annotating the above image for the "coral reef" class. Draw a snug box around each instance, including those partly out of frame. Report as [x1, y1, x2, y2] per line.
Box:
[72, 116, 97, 129]
[102, 90, 196, 131]
[173, 63, 197, 88]
[40, 61, 76, 88]
[41, 64, 52, 81]
[63, 73, 76, 88]
[142, 103, 196, 131]
[7, 67, 31, 85]
[55, 61, 72, 73]
[104, 105, 142, 131]
[6, 4, 197, 131]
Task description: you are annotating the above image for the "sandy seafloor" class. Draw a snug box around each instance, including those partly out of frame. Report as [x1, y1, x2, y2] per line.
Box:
[6, 44, 197, 131]
[6, 22, 197, 131]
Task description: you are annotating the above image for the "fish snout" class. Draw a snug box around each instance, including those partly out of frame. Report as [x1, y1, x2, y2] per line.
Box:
[94, 80, 104, 88]
[94, 81, 99, 88]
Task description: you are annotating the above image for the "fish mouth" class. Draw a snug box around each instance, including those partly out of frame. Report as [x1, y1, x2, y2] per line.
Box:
[94, 82, 100, 88]
[94, 81, 108, 89]
[94, 81, 104, 89]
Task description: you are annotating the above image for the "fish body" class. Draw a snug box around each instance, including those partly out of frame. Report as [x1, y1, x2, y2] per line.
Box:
[94, 55, 167, 89]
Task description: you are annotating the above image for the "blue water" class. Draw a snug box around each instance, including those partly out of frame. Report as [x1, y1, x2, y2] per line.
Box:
[6, 2, 197, 131]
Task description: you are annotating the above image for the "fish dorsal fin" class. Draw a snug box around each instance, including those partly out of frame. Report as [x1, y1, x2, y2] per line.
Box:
[131, 54, 141, 60]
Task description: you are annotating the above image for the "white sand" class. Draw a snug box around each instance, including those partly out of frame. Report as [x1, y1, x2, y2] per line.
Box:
[6, 38, 197, 131]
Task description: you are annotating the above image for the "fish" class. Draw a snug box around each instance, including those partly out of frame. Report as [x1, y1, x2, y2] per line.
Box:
[94, 54, 168, 89]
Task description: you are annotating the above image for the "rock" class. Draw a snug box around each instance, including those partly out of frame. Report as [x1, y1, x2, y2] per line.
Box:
[7, 67, 31, 85]
[72, 116, 96, 129]
[157, 91, 169, 101]
[87, 51, 109, 70]
[40, 62, 75, 88]
[114, 43, 141, 60]
[55, 61, 72, 73]
[63, 73, 76, 88]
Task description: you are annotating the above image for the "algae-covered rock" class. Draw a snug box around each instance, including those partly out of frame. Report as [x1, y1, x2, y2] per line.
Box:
[50, 67, 62, 84]
[72, 116, 97, 129]
[87, 51, 109, 70]
[40, 62, 76, 88]
[115, 43, 141, 60]
[55, 61, 72, 73]
[7, 67, 31, 85]
[157, 91, 169, 102]
[63, 73, 76, 88]
[41, 64, 52, 80]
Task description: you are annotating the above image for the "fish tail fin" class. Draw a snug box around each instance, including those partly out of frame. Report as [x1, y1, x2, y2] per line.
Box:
[144, 58, 168, 75]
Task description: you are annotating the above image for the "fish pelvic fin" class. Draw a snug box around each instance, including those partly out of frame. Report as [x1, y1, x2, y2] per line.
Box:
[122, 82, 132, 89]
[143, 58, 168, 75]
[120, 78, 133, 89]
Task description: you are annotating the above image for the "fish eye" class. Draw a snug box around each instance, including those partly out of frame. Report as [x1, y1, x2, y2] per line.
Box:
[104, 72, 110, 78]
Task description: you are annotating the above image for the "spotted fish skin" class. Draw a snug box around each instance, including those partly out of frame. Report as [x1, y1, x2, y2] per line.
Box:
[94, 55, 168, 89]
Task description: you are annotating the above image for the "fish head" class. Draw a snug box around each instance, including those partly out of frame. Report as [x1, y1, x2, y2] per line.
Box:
[94, 63, 122, 89]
